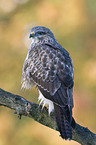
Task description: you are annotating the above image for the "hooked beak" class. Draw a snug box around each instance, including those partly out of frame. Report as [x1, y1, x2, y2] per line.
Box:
[29, 32, 35, 38]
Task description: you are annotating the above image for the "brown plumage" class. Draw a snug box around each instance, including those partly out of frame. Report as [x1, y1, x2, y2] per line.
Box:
[22, 26, 75, 140]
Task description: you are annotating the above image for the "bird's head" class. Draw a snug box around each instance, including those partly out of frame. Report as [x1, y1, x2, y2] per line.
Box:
[29, 26, 56, 44]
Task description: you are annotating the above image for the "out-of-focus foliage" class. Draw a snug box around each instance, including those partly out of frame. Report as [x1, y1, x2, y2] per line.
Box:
[0, 0, 96, 145]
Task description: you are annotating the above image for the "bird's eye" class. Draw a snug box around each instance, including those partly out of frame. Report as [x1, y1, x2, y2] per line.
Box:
[37, 31, 46, 35]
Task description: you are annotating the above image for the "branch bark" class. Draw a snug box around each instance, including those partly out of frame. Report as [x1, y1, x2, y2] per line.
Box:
[0, 88, 96, 145]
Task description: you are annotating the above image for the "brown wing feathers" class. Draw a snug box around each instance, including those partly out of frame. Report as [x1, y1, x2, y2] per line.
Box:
[24, 43, 74, 140]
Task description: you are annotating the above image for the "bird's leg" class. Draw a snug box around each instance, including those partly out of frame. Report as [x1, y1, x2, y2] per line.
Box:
[25, 102, 32, 114]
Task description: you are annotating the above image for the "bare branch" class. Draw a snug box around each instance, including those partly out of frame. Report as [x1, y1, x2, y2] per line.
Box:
[0, 88, 96, 145]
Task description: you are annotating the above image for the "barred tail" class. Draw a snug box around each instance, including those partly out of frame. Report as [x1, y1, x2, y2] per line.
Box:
[54, 104, 73, 140]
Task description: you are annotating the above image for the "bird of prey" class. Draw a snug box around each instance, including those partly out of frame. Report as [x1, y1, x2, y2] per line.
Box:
[22, 26, 75, 140]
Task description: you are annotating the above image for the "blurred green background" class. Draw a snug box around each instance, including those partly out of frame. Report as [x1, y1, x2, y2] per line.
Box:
[0, 0, 96, 145]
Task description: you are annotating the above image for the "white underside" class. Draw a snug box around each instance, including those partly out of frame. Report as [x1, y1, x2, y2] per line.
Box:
[38, 90, 54, 115]
[21, 81, 54, 115]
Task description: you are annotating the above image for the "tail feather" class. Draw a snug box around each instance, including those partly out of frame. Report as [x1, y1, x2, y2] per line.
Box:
[54, 104, 72, 140]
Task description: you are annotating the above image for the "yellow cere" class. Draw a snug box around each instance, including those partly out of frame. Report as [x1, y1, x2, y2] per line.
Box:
[31, 32, 34, 35]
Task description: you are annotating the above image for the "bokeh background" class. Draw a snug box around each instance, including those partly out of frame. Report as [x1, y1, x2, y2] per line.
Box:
[0, 0, 96, 145]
